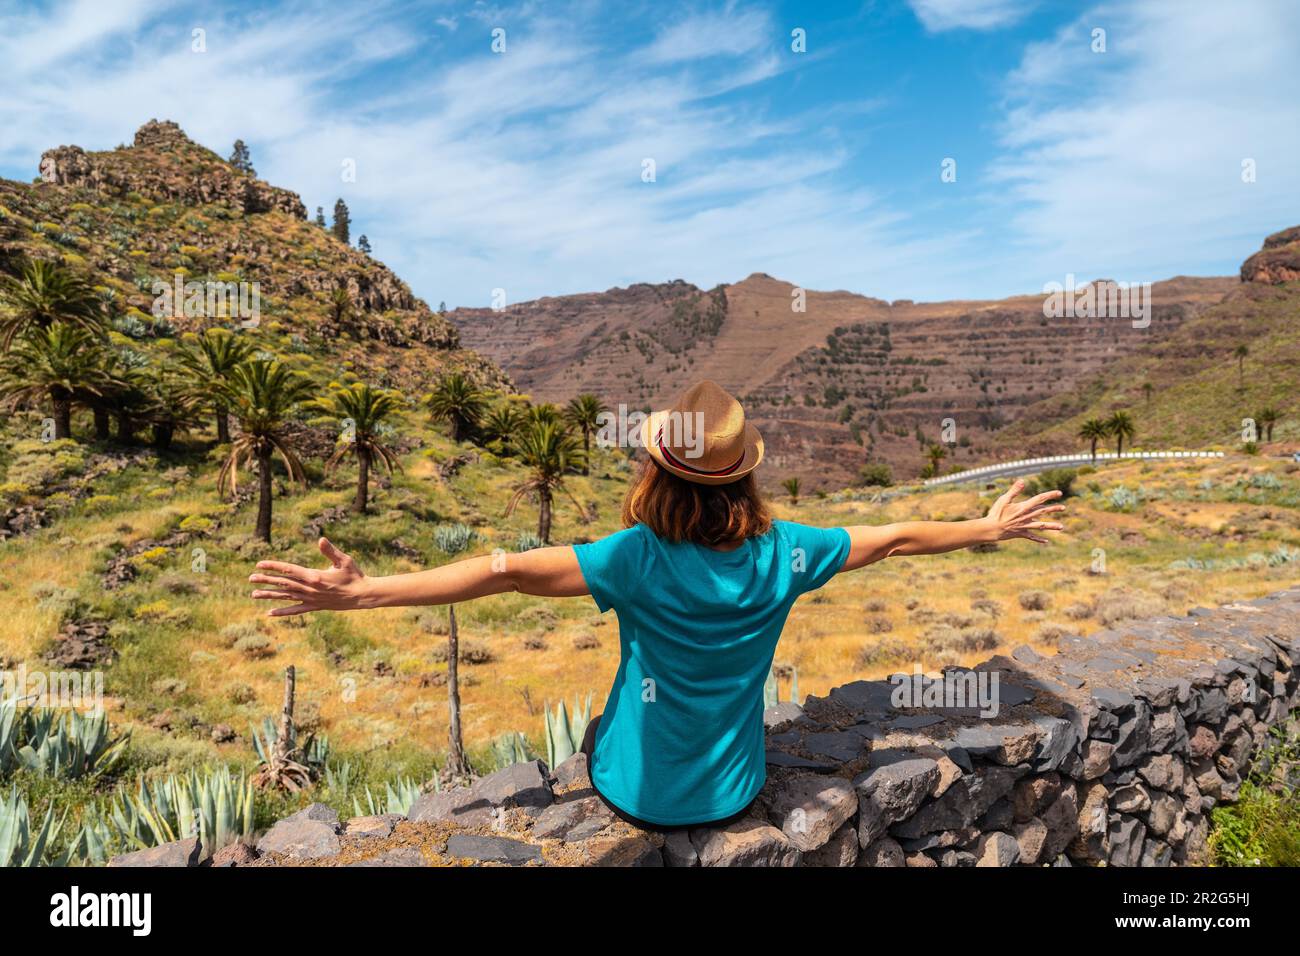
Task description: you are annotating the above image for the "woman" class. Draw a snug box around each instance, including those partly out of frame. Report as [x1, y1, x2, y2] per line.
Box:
[249, 381, 1065, 830]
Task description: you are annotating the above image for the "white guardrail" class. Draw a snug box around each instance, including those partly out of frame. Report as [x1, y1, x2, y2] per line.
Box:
[922, 450, 1227, 487]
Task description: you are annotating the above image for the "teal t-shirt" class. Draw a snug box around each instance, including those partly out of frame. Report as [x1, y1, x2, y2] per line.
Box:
[573, 519, 850, 826]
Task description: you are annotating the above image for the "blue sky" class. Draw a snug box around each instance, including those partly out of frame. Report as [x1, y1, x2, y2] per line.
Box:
[2, 0, 1297, 309]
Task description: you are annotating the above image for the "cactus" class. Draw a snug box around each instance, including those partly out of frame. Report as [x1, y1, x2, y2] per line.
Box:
[544, 693, 592, 769]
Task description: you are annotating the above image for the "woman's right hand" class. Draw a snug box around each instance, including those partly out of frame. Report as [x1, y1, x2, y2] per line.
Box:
[249, 537, 369, 616]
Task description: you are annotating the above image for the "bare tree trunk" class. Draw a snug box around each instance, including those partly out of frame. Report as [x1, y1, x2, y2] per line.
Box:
[275, 665, 296, 765]
[93, 406, 111, 441]
[446, 605, 470, 777]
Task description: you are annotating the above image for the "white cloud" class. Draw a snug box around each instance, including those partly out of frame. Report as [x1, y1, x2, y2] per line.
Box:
[987, 0, 1300, 284]
[907, 0, 1033, 32]
[639, 6, 773, 64]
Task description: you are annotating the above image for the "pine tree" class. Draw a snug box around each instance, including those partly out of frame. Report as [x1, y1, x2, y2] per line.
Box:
[358, 235, 371, 254]
[332, 199, 351, 245]
[438, 301, 447, 314]
[314, 206, 326, 227]
[229, 140, 255, 175]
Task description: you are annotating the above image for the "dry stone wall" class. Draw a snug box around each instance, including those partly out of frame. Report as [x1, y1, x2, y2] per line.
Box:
[113, 587, 1300, 867]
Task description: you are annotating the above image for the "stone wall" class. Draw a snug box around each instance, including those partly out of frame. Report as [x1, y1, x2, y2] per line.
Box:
[114, 587, 1300, 867]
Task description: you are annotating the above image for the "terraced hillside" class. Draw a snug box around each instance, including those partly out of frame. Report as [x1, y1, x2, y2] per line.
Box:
[1006, 226, 1300, 456]
[450, 272, 1234, 487]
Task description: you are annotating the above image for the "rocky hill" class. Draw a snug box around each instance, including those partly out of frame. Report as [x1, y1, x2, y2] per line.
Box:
[0, 119, 505, 392]
[450, 271, 1234, 487]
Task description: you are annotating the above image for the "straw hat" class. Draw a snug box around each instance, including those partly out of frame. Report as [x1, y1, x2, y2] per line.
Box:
[639, 380, 765, 485]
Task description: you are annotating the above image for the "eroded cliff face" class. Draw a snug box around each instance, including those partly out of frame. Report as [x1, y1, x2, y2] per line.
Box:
[1241, 226, 1300, 284]
[117, 586, 1299, 869]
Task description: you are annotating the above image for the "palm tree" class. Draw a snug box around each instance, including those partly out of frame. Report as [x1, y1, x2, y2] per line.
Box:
[782, 477, 801, 506]
[563, 394, 608, 475]
[525, 402, 561, 428]
[426, 373, 486, 443]
[144, 363, 203, 450]
[923, 443, 946, 478]
[328, 287, 356, 339]
[1234, 344, 1248, 390]
[217, 360, 315, 542]
[314, 383, 403, 513]
[1257, 407, 1279, 443]
[1078, 418, 1110, 462]
[101, 350, 153, 444]
[505, 419, 585, 544]
[0, 258, 105, 350]
[0, 323, 109, 439]
[177, 328, 255, 443]
[479, 401, 523, 454]
[1107, 411, 1136, 456]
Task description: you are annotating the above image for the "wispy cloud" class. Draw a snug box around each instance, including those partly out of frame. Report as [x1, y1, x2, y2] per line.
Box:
[907, 0, 1034, 32]
[987, 0, 1300, 282]
[0, 0, 1296, 308]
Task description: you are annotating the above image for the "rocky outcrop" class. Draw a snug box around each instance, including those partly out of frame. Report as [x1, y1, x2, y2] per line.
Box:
[40, 120, 306, 219]
[1240, 226, 1300, 284]
[223, 587, 1300, 868]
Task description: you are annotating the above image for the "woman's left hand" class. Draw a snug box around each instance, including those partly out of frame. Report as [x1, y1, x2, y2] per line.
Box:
[983, 478, 1067, 544]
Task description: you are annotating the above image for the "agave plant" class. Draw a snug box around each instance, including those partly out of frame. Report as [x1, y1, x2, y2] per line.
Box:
[353, 776, 423, 817]
[249, 716, 329, 792]
[0, 787, 71, 867]
[433, 523, 476, 555]
[544, 693, 592, 769]
[16, 708, 129, 781]
[763, 665, 800, 708]
[0, 695, 29, 775]
[491, 732, 536, 771]
[79, 766, 255, 863]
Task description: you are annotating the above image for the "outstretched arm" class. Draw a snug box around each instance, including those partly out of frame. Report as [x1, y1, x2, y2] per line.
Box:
[249, 537, 588, 617]
[840, 478, 1066, 573]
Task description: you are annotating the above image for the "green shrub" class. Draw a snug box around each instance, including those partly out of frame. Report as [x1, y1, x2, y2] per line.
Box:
[859, 463, 893, 487]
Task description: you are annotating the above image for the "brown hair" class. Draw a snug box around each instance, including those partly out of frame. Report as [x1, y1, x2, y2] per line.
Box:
[621, 457, 772, 546]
